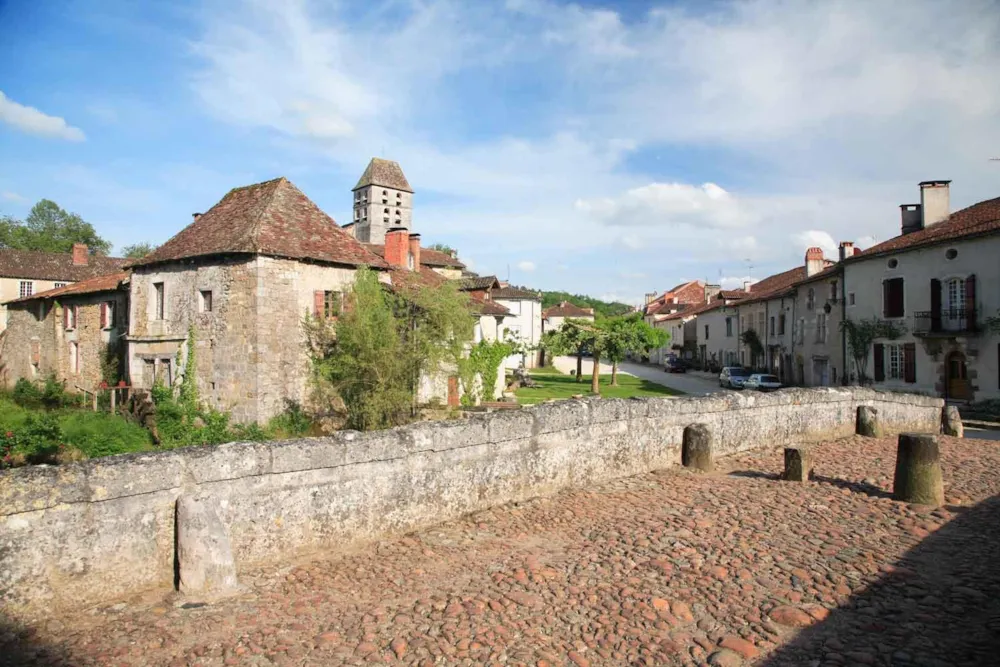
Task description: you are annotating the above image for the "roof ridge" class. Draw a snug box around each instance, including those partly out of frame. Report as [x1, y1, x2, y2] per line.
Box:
[246, 177, 288, 252]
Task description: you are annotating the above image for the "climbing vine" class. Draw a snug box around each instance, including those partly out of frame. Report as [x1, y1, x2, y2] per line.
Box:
[178, 325, 199, 412]
[740, 328, 765, 369]
[459, 339, 515, 405]
[840, 317, 906, 385]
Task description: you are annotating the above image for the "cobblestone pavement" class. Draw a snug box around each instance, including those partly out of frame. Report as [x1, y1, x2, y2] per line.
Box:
[6, 435, 1000, 667]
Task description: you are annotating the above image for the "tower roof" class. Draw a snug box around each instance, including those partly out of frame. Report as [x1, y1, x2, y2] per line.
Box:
[352, 158, 413, 193]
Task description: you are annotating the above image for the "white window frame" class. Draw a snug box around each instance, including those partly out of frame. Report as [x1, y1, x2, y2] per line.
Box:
[19, 281, 33, 298]
[69, 341, 80, 375]
[887, 344, 904, 380]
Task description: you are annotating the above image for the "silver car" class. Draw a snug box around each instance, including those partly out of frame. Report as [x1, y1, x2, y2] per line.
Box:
[719, 366, 749, 389]
[744, 373, 783, 392]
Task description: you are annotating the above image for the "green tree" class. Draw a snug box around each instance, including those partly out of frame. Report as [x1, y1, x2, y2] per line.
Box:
[602, 315, 669, 386]
[541, 318, 593, 383]
[840, 317, 906, 385]
[121, 242, 158, 259]
[0, 199, 112, 255]
[427, 243, 456, 255]
[535, 290, 633, 319]
[740, 329, 764, 370]
[305, 266, 473, 430]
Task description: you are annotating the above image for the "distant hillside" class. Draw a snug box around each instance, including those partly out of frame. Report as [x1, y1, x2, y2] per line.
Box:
[538, 291, 634, 319]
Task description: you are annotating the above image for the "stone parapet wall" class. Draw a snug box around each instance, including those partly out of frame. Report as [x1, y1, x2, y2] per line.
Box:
[0, 388, 943, 619]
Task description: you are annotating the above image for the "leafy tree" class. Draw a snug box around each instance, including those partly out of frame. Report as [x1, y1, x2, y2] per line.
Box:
[840, 317, 907, 385]
[121, 242, 158, 259]
[305, 266, 473, 430]
[427, 243, 456, 255]
[602, 315, 669, 386]
[541, 318, 593, 383]
[535, 290, 633, 319]
[0, 199, 112, 255]
[740, 329, 764, 370]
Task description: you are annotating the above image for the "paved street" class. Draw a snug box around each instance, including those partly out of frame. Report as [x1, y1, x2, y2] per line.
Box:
[552, 356, 726, 396]
[10, 434, 1000, 666]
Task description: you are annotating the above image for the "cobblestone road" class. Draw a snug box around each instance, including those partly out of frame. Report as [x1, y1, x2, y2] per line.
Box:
[6, 434, 1000, 667]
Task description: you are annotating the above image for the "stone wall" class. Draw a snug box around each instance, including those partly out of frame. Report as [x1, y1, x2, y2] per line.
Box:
[0, 387, 943, 619]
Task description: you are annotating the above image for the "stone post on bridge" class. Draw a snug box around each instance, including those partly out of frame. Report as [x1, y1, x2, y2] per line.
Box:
[892, 433, 944, 506]
[682, 423, 714, 472]
[782, 446, 813, 482]
[856, 405, 880, 438]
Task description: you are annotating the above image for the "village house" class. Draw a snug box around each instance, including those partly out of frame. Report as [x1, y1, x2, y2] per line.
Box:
[694, 298, 744, 370]
[842, 181, 999, 400]
[2, 272, 129, 389]
[644, 280, 719, 364]
[542, 301, 595, 332]
[0, 244, 126, 331]
[492, 287, 543, 370]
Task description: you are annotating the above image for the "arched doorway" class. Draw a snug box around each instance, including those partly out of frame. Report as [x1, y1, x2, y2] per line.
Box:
[946, 351, 970, 400]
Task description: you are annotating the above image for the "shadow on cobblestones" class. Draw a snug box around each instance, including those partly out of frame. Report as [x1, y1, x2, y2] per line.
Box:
[762, 494, 1000, 667]
[0, 615, 73, 666]
[810, 475, 893, 499]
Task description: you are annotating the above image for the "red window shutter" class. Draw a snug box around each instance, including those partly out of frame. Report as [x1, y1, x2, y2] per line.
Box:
[965, 274, 976, 329]
[100, 302, 108, 329]
[903, 343, 916, 383]
[313, 291, 324, 317]
[873, 343, 885, 382]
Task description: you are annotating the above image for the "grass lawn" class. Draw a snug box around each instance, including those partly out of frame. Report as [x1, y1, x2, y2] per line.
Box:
[514, 366, 684, 405]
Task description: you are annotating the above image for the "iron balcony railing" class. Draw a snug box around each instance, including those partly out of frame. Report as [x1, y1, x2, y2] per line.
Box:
[912, 308, 979, 335]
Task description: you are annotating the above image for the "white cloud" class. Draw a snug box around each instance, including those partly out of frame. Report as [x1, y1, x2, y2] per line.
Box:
[577, 182, 752, 230]
[1, 191, 26, 203]
[0, 91, 85, 141]
[517, 260, 536, 272]
[792, 230, 838, 260]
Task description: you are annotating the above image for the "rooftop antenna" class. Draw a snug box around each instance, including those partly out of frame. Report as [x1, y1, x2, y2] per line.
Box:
[745, 258, 753, 285]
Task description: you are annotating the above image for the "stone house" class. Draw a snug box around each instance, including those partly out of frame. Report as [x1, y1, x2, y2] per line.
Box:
[0, 244, 126, 331]
[842, 181, 999, 400]
[2, 272, 129, 389]
[642, 280, 716, 326]
[124, 177, 391, 423]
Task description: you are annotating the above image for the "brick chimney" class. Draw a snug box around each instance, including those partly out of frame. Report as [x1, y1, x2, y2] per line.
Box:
[384, 227, 409, 268]
[838, 241, 855, 262]
[920, 180, 950, 229]
[805, 247, 825, 277]
[72, 243, 88, 266]
[408, 233, 421, 271]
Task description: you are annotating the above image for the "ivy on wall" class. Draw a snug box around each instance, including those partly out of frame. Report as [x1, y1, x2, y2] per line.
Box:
[459, 339, 515, 405]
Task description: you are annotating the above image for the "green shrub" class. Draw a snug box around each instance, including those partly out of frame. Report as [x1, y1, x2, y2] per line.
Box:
[266, 401, 313, 439]
[58, 411, 152, 458]
[12, 378, 42, 408]
[41, 375, 69, 409]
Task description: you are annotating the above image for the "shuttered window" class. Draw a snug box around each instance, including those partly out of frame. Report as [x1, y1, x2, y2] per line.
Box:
[903, 343, 916, 383]
[883, 278, 904, 318]
[873, 343, 885, 382]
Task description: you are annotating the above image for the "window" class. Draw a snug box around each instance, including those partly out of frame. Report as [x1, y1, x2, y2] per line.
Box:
[383, 189, 388, 195]
[704, 324, 709, 340]
[946, 248, 958, 260]
[757, 312, 765, 333]
[887, 344, 903, 380]
[64, 304, 78, 330]
[848, 292, 856, 306]
[69, 341, 79, 374]
[19, 281, 33, 298]
[883, 278, 904, 318]
[397, 192, 402, 199]
[54, 282, 67, 289]
[816, 313, 828, 343]
[888, 258, 899, 269]
[830, 280, 838, 300]
[797, 318, 805, 344]
[161, 359, 173, 387]
[725, 317, 733, 337]
[100, 301, 115, 329]
[355, 210, 360, 220]
[384, 207, 389, 214]
[947, 278, 965, 312]
[806, 288, 815, 310]
[769, 317, 775, 336]
[36, 302, 47, 321]
[778, 313, 786, 335]
[154, 282, 165, 320]
[199, 290, 213, 313]
[383, 217, 389, 224]
[323, 291, 342, 318]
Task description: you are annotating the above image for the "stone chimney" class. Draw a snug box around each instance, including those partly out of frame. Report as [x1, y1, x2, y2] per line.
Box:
[192, 212, 202, 221]
[704, 283, 721, 303]
[72, 243, 88, 266]
[805, 247, 825, 277]
[408, 233, 421, 271]
[920, 180, 950, 229]
[743, 280, 751, 292]
[644, 292, 657, 305]
[900, 204, 922, 235]
[384, 227, 409, 268]
[838, 241, 855, 262]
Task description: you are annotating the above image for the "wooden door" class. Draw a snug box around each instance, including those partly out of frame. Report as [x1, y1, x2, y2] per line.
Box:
[946, 352, 970, 400]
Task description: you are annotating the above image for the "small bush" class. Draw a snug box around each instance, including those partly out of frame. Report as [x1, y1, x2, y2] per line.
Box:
[12, 378, 42, 408]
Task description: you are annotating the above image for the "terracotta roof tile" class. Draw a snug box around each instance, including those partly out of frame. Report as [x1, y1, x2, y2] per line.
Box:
[853, 196, 1000, 259]
[366, 244, 465, 269]
[0, 249, 127, 282]
[352, 158, 413, 193]
[460, 276, 501, 291]
[542, 302, 594, 318]
[129, 178, 387, 269]
[6, 271, 129, 304]
[493, 287, 540, 300]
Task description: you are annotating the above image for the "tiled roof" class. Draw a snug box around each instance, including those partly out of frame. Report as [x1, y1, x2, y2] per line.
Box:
[366, 244, 466, 269]
[460, 276, 501, 291]
[852, 196, 1000, 259]
[493, 287, 540, 300]
[387, 266, 510, 317]
[0, 249, 127, 282]
[644, 280, 705, 315]
[471, 297, 510, 317]
[543, 301, 594, 318]
[6, 271, 129, 304]
[718, 289, 748, 299]
[352, 158, 413, 193]
[737, 261, 835, 306]
[129, 178, 387, 269]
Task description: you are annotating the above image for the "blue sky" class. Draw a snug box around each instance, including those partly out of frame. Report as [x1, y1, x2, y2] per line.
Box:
[1, 0, 998, 304]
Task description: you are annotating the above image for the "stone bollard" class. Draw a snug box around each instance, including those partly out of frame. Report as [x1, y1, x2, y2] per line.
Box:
[942, 405, 964, 438]
[856, 405, 880, 438]
[892, 433, 945, 506]
[176, 494, 240, 598]
[782, 447, 813, 482]
[682, 423, 714, 472]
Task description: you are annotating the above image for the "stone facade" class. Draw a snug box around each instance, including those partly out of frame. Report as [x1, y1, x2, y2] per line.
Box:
[0, 386, 943, 619]
[3, 289, 128, 390]
[352, 184, 413, 244]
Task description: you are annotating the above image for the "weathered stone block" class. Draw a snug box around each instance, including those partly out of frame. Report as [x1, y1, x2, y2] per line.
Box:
[531, 399, 590, 434]
[856, 405, 880, 437]
[682, 423, 713, 472]
[893, 433, 944, 506]
[942, 405, 963, 438]
[176, 494, 240, 598]
[782, 447, 813, 482]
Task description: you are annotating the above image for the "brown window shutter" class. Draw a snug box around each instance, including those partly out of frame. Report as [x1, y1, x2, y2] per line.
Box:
[873, 343, 885, 382]
[882, 281, 889, 318]
[313, 290, 324, 317]
[903, 343, 916, 383]
[965, 274, 976, 329]
[930, 278, 941, 331]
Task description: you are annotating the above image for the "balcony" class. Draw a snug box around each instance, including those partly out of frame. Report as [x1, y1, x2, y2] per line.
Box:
[912, 308, 980, 336]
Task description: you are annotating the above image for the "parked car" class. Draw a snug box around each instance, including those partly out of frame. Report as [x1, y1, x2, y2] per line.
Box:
[663, 357, 688, 373]
[719, 366, 750, 389]
[744, 373, 783, 392]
